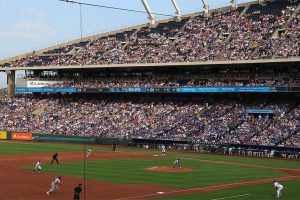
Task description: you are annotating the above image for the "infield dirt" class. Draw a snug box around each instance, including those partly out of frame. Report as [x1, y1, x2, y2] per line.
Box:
[1, 150, 300, 200]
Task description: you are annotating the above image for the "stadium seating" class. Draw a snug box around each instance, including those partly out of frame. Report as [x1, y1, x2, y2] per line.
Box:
[1, 0, 300, 68]
[41, 78, 300, 88]
[0, 96, 299, 147]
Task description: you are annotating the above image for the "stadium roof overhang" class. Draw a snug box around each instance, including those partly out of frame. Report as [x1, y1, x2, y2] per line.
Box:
[1, 58, 300, 72]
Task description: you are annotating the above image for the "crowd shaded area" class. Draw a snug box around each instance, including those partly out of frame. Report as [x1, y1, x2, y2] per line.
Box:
[0, 94, 299, 148]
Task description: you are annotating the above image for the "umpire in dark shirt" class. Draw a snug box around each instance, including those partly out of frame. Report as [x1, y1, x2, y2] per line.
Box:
[113, 143, 117, 151]
[73, 183, 83, 200]
[51, 152, 59, 165]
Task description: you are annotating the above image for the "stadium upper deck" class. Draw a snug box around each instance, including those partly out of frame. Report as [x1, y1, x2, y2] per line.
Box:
[1, 0, 300, 70]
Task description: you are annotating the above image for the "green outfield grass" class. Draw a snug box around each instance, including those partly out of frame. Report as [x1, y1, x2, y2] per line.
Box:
[3, 141, 300, 199]
[122, 149, 300, 169]
[2, 140, 300, 169]
[0, 141, 110, 154]
[27, 158, 286, 189]
[153, 179, 300, 200]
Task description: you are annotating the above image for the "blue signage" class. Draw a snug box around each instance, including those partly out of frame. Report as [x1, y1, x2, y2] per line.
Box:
[245, 109, 275, 114]
[16, 88, 77, 93]
[179, 87, 271, 93]
[15, 86, 289, 93]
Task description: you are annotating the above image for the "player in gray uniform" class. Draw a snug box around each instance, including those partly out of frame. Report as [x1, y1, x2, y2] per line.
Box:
[172, 158, 180, 167]
[86, 147, 93, 157]
[273, 180, 283, 198]
[161, 145, 166, 156]
[33, 160, 42, 173]
[46, 176, 62, 195]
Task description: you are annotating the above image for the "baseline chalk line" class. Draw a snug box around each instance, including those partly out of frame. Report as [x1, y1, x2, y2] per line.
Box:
[211, 194, 252, 200]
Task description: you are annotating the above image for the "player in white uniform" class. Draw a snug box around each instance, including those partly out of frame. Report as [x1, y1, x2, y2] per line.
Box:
[33, 160, 42, 173]
[161, 145, 166, 156]
[172, 158, 180, 167]
[273, 180, 283, 198]
[86, 147, 93, 157]
[46, 176, 62, 195]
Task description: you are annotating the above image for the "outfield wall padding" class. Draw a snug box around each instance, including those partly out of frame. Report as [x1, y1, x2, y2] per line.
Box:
[33, 134, 96, 144]
[32, 133, 132, 145]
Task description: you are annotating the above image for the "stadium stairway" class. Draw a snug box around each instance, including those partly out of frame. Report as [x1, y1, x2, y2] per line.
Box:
[277, 104, 300, 146]
[162, 17, 190, 63]
[272, 2, 300, 59]
[32, 105, 48, 116]
[68, 40, 93, 60]
[283, 1, 300, 28]
[215, 6, 249, 60]
[277, 127, 300, 146]
[121, 29, 140, 50]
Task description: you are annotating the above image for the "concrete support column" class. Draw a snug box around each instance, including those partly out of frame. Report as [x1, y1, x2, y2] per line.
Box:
[258, 0, 266, 6]
[7, 70, 15, 97]
[171, 0, 182, 21]
[231, 0, 237, 9]
[201, 0, 209, 17]
[141, 0, 156, 26]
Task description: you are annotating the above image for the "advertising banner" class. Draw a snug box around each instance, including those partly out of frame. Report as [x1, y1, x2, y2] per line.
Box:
[27, 80, 63, 88]
[0, 131, 7, 139]
[16, 88, 77, 93]
[11, 132, 32, 141]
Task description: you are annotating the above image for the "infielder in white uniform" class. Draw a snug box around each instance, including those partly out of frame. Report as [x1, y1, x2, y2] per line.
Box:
[33, 160, 42, 173]
[172, 158, 180, 167]
[273, 180, 283, 198]
[161, 145, 166, 156]
[86, 147, 93, 157]
[46, 176, 62, 195]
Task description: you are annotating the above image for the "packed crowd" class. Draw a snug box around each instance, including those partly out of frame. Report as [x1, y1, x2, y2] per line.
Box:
[165, 9, 241, 62]
[220, 0, 298, 61]
[277, 12, 300, 58]
[223, 104, 300, 146]
[0, 95, 299, 147]
[1, 0, 299, 68]
[252, 2, 297, 59]
[43, 77, 300, 88]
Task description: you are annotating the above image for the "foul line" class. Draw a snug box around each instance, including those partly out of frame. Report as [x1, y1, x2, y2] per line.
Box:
[114, 193, 253, 200]
[113, 175, 300, 200]
[211, 194, 252, 200]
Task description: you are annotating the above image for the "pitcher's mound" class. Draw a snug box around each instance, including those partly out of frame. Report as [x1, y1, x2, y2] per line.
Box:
[146, 166, 193, 172]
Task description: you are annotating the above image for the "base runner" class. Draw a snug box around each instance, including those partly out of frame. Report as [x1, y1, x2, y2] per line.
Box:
[46, 176, 62, 195]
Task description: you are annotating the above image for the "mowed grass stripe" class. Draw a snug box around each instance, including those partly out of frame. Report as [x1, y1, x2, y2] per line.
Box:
[119, 148, 300, 169]
[2, 141, 300, 170]
[29, 158, 287, 189]
[153, 179, 300, 200]
[0, 141, 111, 154]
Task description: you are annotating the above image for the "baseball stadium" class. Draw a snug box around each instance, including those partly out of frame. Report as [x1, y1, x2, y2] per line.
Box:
[0, 0, 300, 199]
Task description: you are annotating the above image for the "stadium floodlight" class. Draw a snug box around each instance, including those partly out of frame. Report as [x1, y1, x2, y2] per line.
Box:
[141, 0, 155, 26]
[230, 0, 237, 9]
[201, 0, 209, 14]
[171, 0, 182, 21]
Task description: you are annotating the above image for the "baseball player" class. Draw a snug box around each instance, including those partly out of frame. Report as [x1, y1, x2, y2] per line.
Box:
[112, 143, 117, 151]
[161, 145, 166, 156]
[273, 180, 283, 198]
[86, 147, 93, 157]
[46, 176, 62, 195]
[172, 158, 180, 167]
[73, 183, 83, 200]
[33, 160, 42, 173]
[51, 152, 59, 165]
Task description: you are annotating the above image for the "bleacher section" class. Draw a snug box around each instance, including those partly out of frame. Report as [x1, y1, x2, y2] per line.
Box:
[1, 0, 300, 68]
[0, 95, 299, 148]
